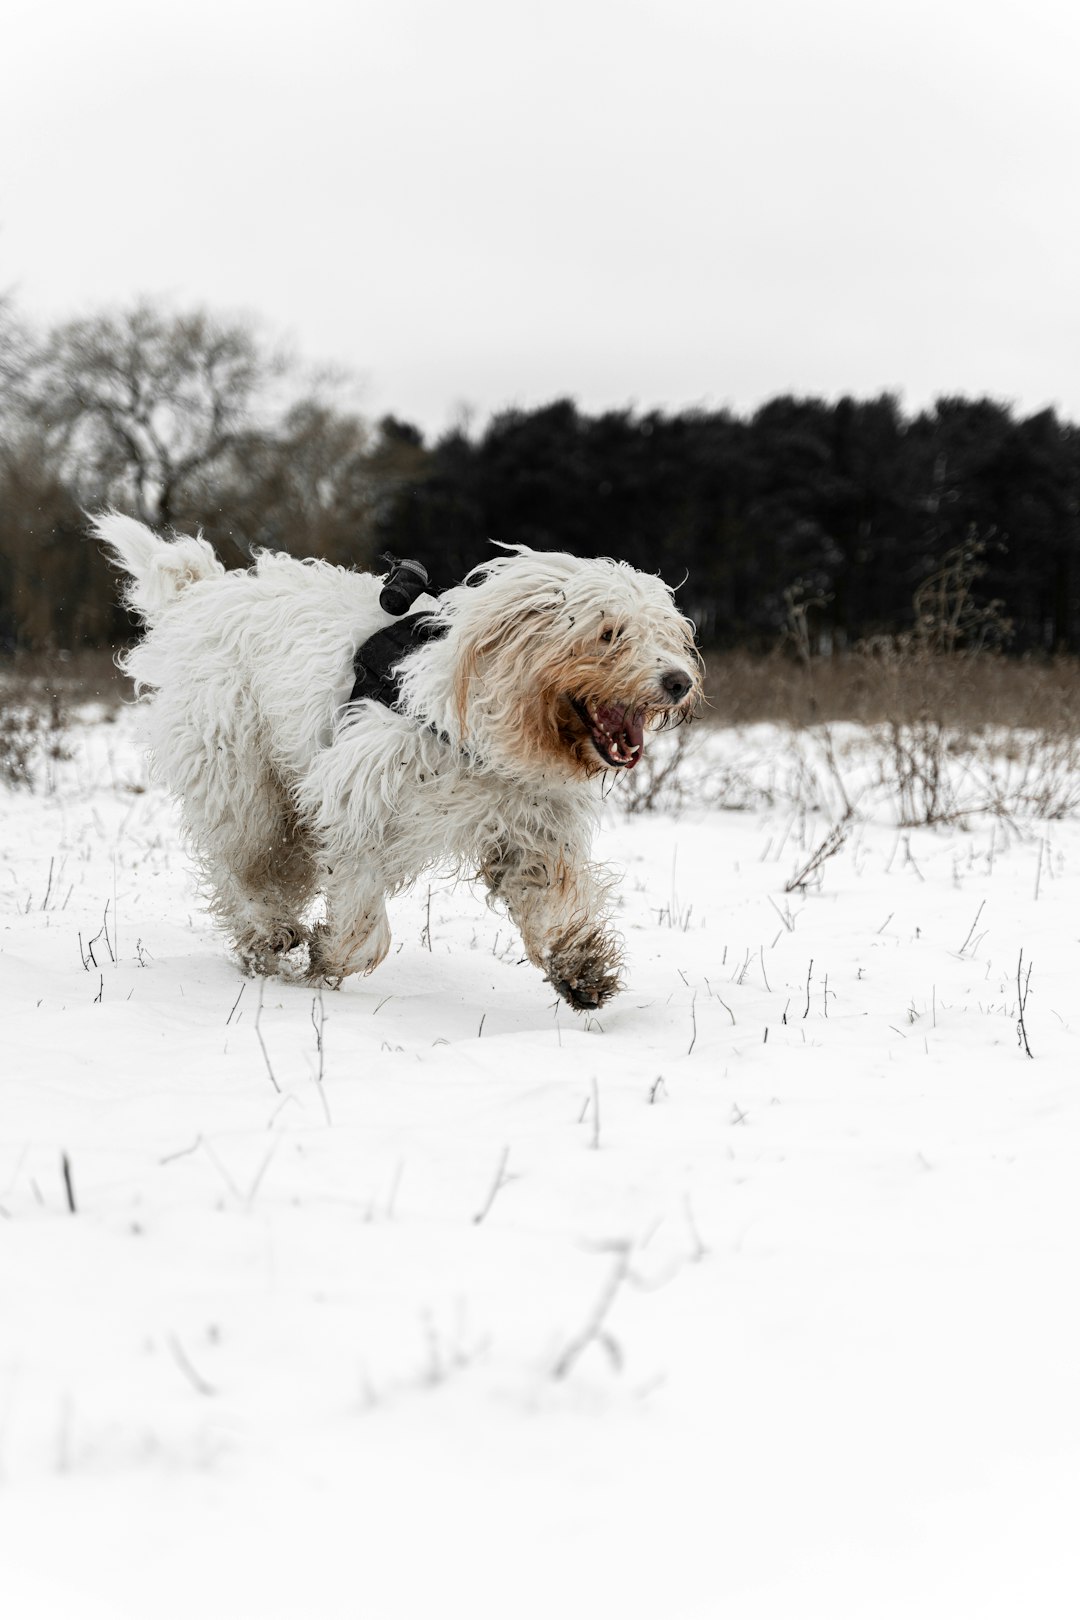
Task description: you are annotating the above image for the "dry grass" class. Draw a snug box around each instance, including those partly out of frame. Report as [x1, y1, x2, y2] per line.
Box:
[703, 649, 1080, 734]
[0, 647, 135, 713]
[0, 649, 133, 790]
[8, 640, 1080, 823]
[695, 650, 1080, 825]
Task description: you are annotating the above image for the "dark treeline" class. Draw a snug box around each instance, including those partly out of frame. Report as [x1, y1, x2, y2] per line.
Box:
[2, 299, 1079, 652]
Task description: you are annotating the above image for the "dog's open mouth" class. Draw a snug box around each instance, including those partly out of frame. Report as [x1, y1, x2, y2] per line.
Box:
[569, 697, 644, 769]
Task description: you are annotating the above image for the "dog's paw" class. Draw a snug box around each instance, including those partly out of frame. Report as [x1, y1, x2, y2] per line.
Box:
[547, 936, 623, 1012]
[307, 915, 391, 985]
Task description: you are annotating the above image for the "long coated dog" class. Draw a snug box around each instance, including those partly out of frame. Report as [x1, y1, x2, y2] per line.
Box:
[97, 514, 700, 1010]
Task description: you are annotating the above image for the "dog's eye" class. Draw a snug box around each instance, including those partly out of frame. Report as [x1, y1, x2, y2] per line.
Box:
[599, 626, 619, 645]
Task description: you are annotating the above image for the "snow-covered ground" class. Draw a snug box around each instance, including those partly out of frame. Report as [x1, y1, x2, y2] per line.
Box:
[3, 712, 1080, 1618]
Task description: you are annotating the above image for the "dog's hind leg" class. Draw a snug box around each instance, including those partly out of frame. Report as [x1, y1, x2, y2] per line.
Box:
[157, 712, 317, 975]
[200, 789, 320, 977]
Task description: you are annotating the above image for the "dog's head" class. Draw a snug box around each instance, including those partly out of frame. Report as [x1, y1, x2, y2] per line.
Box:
[405, 547, 702, 778]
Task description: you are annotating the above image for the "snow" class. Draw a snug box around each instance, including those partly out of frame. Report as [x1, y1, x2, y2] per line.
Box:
[3, 712, 1080, 1618]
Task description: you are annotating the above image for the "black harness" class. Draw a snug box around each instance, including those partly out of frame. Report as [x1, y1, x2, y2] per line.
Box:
[348, 611, 448, 710]
[346, 551, 450, 712]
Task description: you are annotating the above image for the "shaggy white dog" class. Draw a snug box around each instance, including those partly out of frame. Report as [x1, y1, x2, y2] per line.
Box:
[96, 514, 701, 1010]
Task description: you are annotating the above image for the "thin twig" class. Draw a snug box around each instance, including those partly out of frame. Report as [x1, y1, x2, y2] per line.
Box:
[958, 900, 985, 957]
[683, 1195, 708, 1262]
[168, 1334, 216, 1397]
[253, 979, 281, 1093]
[766, 894, 796, 932]
[1017, 949, 1034, 1059]
[472, 1145, 511, 1224]
[61, 1153, 76, 1214]
[784, 811, 851, 894]
[311, 988, 331, 1123]
[552, 1245, 631, 1380]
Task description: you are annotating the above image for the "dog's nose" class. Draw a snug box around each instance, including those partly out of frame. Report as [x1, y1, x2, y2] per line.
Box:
[660, 668, 693, 703]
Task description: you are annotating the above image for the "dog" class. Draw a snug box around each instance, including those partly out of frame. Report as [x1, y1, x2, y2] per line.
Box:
[96, 513, 701, 1010]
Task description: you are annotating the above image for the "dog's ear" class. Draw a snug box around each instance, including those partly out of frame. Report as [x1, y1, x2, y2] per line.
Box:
[452, 602, 558, 735]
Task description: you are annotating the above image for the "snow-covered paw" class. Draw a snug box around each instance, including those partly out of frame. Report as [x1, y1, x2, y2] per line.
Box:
[547, 933, 623, 1012]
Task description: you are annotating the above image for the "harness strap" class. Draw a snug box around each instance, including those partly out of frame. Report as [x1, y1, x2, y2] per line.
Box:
[348, 612, 448, 710]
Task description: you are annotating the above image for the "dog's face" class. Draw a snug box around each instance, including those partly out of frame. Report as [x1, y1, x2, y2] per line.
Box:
[446, 550, 702, 778]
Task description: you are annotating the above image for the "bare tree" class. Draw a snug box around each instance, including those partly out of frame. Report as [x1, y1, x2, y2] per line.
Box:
[207, 404, 428, 569]
[0, 294, 34, 435]
[211, 398, 374, 559]
[36, 301, 287, 526]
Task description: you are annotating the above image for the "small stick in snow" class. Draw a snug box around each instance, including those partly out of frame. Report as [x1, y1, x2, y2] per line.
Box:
[1017, 950, 1034, 1059]
[225, 982, 246, 1024]
[683, 1194, 708, 1262]
[311, 989, 331, 1124]
[473, 1145, 511, 1224]
[61, 1153, 76, 1214]
[385, 1160, 404, 1220]
[253, 979, 281, 1093]
[803, 958, 814, 1019]
[159, 1135, 204, 1166]
[88, 899, 116, 965]
[687, 994, 698, 1056]
[767, 894, 796, 933]
[168, 1334, 216, 1398]
[902, 837, 925, 882]
[552, 1244, 631, 1380]
[958, 900, 986, 957]
[784, 811, 851, 894]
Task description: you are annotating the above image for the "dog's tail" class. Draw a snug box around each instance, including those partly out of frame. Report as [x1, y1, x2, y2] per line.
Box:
[91, 511, 226, 627]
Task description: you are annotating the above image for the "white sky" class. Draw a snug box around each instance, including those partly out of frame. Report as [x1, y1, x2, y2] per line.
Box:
[4, 0, 1080, 438]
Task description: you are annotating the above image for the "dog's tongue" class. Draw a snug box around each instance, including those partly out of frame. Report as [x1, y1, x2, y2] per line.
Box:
[594, 703, 644, 768]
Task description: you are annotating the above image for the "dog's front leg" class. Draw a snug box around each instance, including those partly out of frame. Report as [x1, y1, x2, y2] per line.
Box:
[481, 843, 624, 1012]
[308, 851, 392, 987]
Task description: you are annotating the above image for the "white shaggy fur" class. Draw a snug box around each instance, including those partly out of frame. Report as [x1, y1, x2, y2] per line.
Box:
[95, 513, 700, 1010]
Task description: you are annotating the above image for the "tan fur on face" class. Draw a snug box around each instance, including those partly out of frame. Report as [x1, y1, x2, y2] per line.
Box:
[455, 598, 702, 776]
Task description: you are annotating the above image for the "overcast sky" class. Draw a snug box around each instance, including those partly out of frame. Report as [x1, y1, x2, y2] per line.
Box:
[5, 0, 1080, 437]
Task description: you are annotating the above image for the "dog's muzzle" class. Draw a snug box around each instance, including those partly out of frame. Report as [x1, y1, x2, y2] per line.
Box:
[568, 697, 645, 769]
